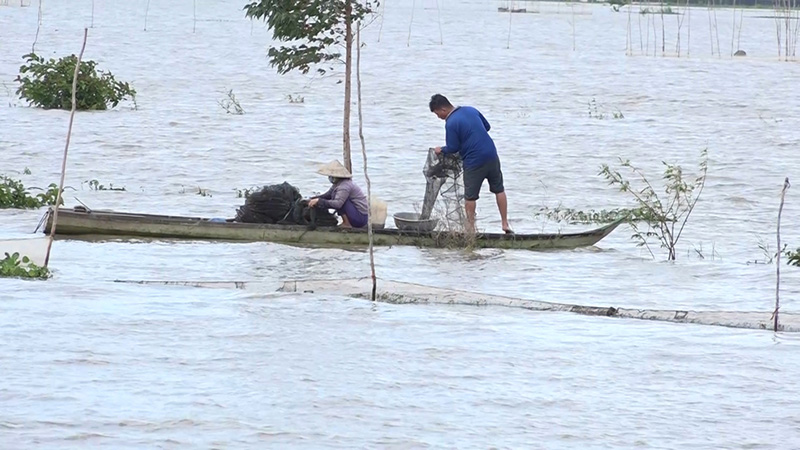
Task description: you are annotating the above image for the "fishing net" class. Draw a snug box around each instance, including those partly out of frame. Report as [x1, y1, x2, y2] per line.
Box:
[234, 182, 338, 228]
[420, 148, 465, 229]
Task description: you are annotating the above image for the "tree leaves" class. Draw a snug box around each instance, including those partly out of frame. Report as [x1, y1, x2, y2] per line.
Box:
[244, 0, 379, 76]
[1, 176, 62, 209]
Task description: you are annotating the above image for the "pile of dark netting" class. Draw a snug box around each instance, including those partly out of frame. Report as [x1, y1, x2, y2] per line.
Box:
[234, 182, 339, 228]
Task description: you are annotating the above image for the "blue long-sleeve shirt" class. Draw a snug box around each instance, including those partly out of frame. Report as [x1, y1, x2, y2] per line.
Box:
[441, 106, 498, 169]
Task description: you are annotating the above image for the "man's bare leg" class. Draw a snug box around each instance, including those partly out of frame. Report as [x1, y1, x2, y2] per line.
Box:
[465, 200, 477, 234]
[495, 191, 511, 232]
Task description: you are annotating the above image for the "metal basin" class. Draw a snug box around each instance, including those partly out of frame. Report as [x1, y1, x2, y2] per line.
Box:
[393, 212, 439, 232]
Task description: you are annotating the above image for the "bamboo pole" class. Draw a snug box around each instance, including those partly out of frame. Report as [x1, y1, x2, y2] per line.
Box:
[435, 0, 443, 45]
[377, 0, 386, 42]
[44, 27, 88, 267]
[506, 6, 512, 49]
[356, 23, 377, 301]
[144, 0, 151, 31]
[627, 1, 634, 56]
[571, 2, 576, 51]
[32, 0, 42, 53]
[730, 0, 736, 57]
[343, 0, 353, 172]
[407, 0, 416, 46]
[774, 177, 790, 332]
[687, 0, 691, 57]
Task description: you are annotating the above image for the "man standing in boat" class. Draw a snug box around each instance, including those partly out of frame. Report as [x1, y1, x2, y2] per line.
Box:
[429, 94, 512, 234]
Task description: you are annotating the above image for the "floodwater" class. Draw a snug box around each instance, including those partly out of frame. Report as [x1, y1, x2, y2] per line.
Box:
[2, 0, 800, 447]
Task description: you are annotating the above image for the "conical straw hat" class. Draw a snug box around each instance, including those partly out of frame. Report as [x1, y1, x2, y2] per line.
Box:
[316, 160, 352, 178]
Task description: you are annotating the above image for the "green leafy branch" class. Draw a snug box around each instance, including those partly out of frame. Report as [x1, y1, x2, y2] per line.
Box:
[598, 148, 708, 260]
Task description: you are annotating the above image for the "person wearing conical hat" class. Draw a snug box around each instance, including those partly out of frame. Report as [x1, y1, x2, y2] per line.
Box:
[308, 160, 370, 228]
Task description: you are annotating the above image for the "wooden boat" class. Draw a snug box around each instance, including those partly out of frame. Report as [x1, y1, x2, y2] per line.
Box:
[42, 206, 625, 250]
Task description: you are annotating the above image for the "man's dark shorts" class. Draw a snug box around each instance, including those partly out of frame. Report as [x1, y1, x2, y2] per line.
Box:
[463, 156, 504, 201]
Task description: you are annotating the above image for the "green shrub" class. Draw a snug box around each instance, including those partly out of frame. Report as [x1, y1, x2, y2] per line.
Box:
[15, 52, 136, 110]
[0, 175, 62, 209]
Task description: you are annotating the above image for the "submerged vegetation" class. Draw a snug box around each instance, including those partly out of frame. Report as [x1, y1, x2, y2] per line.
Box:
[0, 252, 51, 280]
[15, 53, 136, 110]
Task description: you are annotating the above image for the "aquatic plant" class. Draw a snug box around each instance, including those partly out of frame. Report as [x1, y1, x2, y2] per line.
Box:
[15, 53, 136, 110]
[0, 252, 51, 280]
[533, 206, 655, 224]
[83, 179, 126, 191]
[0, 175, 62, 209]
[286, 94, 305, 104]
[234, 186, 261, 198]
[599, 148, 708, 261]
[244, 0, 381, 172]
[748, 235, 787, 265]
[219, 89, 244, 115]
[588, 97, 624, 120]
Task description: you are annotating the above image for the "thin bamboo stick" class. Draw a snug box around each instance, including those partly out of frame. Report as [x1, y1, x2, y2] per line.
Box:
[144, 0, 151, 31]
[775, 177, 790, 332]
[377, 0, 386, 42]
[731, 0, 737, 57]
[356, 23, 376, 301]
[407, 0, 415, 46]
[506, 6, 512, 49]
[32, 0, 42, 53]
[435, 0, 443, 45]
[44, 28, 88, 267]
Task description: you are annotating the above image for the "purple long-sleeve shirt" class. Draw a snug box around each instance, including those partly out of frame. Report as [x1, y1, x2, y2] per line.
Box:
[315, 179, 369, 215]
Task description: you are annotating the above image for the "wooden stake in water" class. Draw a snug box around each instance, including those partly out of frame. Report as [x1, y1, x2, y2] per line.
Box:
[775, 177, 790, 332]
[356, 23, 377, 301]
[44, 27, 88, 268]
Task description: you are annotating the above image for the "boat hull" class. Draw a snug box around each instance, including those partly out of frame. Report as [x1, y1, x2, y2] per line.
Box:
[43, 207, 624, 250]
